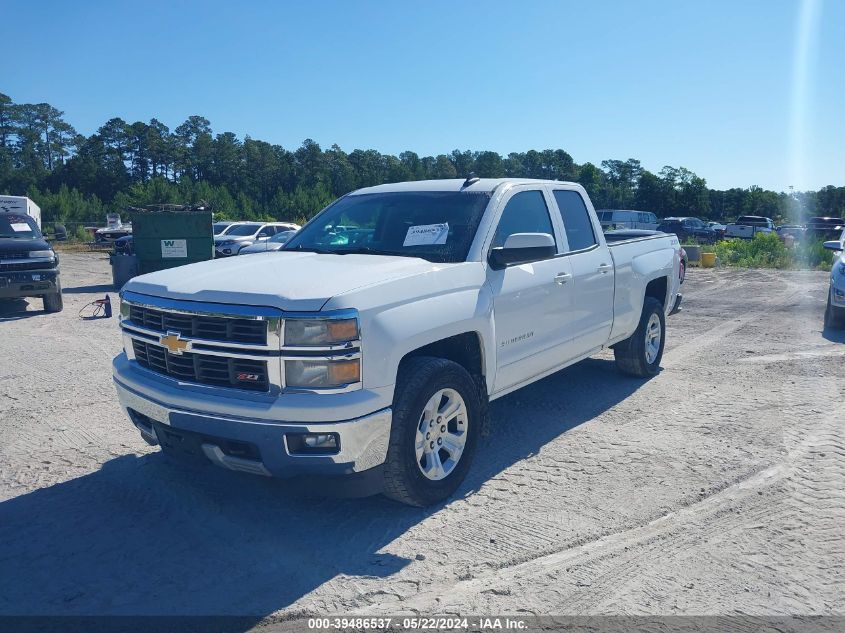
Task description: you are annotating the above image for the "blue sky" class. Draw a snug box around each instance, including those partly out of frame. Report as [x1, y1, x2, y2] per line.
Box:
[3, 0, 842, 191]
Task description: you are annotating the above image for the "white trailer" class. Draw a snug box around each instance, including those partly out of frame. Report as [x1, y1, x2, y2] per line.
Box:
[0, 196, 42, 229]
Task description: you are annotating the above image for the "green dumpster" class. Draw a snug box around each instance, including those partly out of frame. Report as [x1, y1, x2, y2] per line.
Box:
[130, 211, 214, 275]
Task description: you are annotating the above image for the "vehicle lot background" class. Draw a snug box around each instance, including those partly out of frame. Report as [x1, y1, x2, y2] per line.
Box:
[1, 253, 843, 618]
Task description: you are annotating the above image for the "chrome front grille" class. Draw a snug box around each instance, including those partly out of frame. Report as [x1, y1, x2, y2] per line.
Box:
[120, 291, 281, 393]
[119, 291, 362, 395]
[131, 339, 269, 392]
[0, 260, 57, 272]
[128, 304, 266, 345]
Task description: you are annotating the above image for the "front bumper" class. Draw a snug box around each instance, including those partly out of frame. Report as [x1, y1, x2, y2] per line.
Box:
[0, 269, 59, 299]
[214, 244, 246, 257]
[113, 356, 392, 480]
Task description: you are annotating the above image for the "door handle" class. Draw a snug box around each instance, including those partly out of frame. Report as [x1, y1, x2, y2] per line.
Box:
[597, 263, 612, 274]
[554, 272, 572, 285]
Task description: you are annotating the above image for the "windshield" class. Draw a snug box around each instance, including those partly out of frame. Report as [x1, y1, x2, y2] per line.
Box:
[0, 214, 41, 239]
[224, 223, 261, 236]
[213, 222, 232, 235]
[284, 191, 491, 263]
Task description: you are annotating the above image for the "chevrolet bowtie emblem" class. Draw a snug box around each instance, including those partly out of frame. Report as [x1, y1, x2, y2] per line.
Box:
[159, 331, 191, 355]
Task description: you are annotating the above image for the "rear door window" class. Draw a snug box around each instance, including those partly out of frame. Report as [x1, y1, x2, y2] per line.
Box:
[552, 190, 597, 252]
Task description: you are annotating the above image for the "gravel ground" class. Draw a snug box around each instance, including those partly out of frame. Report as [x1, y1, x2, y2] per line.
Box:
[1, 253, 843, 620]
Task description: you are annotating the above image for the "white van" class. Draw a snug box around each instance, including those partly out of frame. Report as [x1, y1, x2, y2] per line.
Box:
[597, 210, 659, 231]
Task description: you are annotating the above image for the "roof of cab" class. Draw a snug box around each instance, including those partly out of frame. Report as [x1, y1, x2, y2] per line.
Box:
[348, 178, 580, 195]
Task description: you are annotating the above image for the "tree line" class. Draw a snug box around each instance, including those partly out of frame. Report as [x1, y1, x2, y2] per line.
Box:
[2, 92, 843, 227]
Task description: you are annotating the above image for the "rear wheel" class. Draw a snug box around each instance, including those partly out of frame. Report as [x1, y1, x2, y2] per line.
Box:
[383, 357, 481, 507]
[614, 297, 665, 377]
[824, 294, 845, 329]
[43, 289, 63, 313]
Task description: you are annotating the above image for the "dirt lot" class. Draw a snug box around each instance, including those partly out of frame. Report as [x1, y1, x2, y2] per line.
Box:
[1, 253, 843, 620]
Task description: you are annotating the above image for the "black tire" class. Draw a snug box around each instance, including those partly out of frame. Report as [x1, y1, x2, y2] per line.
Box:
[43, 290, 63, 313]
[614, 297, 666, 377]
[383, 357, 481, 507]
[825, 294, 845, 329]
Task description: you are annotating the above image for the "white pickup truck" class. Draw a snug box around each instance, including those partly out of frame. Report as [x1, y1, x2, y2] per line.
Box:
[113, 178, 683, 506]
[724, 215, 775, 239]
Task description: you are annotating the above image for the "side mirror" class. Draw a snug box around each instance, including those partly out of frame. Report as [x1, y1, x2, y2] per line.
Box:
[489, 233, 556, 269]
[823, 240, 843, 251]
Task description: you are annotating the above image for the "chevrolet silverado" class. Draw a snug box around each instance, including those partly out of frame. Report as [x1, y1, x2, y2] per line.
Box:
[113, 178, 682, 506]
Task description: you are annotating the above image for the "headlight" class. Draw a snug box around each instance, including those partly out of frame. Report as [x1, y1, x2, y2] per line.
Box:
[285, 318, 359, 346]
[218, 239, 234, 246]
[285, 359, 361, 388]
[29, 250, 54, 259]
[838, 261, 845, 276]
[119, 296, 130, 321]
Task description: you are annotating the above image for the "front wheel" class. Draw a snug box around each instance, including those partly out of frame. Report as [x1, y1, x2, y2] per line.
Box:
[383, 357, 481, 507]
[824, 294, 845, 329]
[614, 297, 666, 377]
[43, 290, 63, 313]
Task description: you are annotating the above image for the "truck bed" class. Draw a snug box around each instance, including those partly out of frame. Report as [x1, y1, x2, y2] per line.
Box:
[603, 230, 680, 343]
[603, 229, 666, 244]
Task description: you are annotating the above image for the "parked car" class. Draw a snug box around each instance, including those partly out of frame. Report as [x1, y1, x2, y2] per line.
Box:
[707, 222, 727, 238]
[0, 212, 62, 312]
[114, 178, 683, 506]
[213, 222, 301, 257]
[776, 225, 805, 241]
[597, 210, 659, 231]
[724, 216, 775, 239]
[656, 217, 718, 243]
[238, 230, 298, 254]
[213, 221, 247, 236]
[806, 217, 845, 240]
[823, 230, 845, 329]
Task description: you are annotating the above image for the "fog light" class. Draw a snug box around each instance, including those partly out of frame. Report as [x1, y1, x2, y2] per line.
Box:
[286, 432, 340, 455]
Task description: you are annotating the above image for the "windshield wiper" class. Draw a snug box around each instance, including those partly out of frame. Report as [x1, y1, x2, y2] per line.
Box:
[331, 247, 404, 256]
[284, 245, 338, 254]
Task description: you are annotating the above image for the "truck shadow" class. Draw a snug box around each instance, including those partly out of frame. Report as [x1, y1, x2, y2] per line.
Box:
[61, 283, 116, 294]
[0, 298, 43, 321]
[0, 357, 646, 620]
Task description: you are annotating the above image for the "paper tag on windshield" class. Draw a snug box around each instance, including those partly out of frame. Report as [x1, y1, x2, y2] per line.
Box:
[11, 223, 30, 232]
[403, 223, 449, 247]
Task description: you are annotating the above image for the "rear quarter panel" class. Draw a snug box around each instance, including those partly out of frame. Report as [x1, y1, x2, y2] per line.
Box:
[608, 236, 679, 342]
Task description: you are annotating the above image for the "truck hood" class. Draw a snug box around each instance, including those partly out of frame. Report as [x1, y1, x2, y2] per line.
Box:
[123, 251, 446, 311]
[0, 236, 51, 255]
